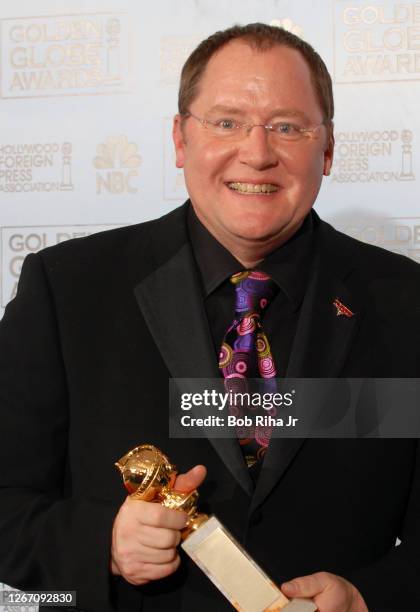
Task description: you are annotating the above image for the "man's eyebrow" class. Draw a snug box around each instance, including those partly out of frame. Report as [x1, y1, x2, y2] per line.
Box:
[270, 109, 311, 121]
[205, 105, 311, 121]
[205, 105, 246, 115]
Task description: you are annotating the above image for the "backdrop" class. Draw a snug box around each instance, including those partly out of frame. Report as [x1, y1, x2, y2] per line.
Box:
[0, 0, 418, 607]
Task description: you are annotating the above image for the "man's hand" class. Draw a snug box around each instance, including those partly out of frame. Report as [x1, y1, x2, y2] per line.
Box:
[281, 572, 368, 612]
[111, 464, 206, 585]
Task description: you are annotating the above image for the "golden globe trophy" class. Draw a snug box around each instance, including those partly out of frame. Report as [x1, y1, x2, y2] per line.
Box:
[115, 444, 316, 612]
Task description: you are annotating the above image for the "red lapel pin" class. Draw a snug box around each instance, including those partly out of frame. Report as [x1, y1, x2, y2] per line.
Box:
[333, 298, 354, 318]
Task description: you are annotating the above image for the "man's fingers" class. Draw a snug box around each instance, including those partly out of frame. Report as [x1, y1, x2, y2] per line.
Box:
[138, 524, 182, 549]
[112, 469, 206, 589]
[282, 572, 331, 598]
[134, 543, 178, 564]
[124, 555, 181, 585]
[281, 572, 368, 612]
[140, 555, 181, 580]
[133, 499, 188, 530]
[174, 464, 207, 492]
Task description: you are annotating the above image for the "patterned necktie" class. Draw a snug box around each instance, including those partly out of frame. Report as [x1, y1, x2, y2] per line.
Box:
[219, 270, 278, 467]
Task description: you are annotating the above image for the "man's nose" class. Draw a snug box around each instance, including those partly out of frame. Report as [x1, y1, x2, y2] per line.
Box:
[237, 125, 278, 170]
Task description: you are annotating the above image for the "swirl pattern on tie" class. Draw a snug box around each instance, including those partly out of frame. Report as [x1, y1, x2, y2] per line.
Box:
[219, 270, 279, 465]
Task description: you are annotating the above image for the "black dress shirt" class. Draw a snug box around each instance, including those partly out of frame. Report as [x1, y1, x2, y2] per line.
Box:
[187, 204, 315, 379]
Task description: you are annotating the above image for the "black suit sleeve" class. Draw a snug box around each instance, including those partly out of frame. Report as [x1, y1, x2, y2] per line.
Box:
[0, 253, 120, 612]
[341, 441, 420, 610]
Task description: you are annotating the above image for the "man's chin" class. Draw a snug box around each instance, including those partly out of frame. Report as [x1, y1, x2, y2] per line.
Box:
[226, 221, 292, 245]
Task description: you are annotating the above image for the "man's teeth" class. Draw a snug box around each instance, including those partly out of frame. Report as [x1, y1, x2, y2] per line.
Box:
[227, 182, 278, 193]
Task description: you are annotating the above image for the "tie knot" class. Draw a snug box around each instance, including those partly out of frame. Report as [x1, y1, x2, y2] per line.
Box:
[230, 270, 278, 316]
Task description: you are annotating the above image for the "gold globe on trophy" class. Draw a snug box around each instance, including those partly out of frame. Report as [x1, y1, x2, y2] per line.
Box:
[115, 444, 316, 612]
[115, 444, 207, 537]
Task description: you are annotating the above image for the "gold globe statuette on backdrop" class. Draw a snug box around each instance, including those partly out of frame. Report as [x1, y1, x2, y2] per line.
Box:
[115, 444, 316, 612]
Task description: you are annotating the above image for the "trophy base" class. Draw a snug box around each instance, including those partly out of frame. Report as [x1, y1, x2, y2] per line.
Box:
[282, 600, 317, 611]
[182, 516, 316, 612]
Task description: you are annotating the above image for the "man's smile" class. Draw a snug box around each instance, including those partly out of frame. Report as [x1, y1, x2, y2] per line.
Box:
[226, 182, 279, 194]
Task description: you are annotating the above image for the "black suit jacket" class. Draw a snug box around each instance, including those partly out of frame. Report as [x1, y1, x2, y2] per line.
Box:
[0, 202, 420, 611]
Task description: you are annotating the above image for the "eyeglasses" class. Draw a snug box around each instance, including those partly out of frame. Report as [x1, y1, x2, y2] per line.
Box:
[182, 112, 326, 142]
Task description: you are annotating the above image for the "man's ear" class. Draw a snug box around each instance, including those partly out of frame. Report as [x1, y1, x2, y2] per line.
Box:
[172, 114, 186, 169]
[323, 123, 335, 176]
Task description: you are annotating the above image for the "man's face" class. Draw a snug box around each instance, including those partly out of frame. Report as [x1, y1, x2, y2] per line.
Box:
[173, 40, 334, 252]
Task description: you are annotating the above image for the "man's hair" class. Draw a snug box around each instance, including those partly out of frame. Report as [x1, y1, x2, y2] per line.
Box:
[178, 23, 334, 125]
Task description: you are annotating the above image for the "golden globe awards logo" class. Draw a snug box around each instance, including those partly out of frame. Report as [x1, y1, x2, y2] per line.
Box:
[0, 13, 130, 98]
[93, 135, 142, 195]
[340, 218, 420, 262]
[334, 2, 420, 82]
[331, 128, 415, 182]
[0, 142, 74, 193]
[1, 224, 122, 307]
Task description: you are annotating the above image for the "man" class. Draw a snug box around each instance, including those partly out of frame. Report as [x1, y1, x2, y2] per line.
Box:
[0, 23, 419, 612]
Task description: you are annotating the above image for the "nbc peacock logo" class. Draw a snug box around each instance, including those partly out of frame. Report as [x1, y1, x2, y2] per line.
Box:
[93, 135, 142, 195]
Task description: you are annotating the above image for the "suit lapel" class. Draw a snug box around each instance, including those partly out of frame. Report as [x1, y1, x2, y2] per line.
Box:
[134, 243, 218, 380]
[134, 212, 253, 496]
[250, 222, 363, 514]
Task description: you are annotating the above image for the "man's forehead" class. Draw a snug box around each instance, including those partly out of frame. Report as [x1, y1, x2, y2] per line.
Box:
[203, 39, 306, 72]
[192, 42, 318, 118]
[196, 41, 313, 97]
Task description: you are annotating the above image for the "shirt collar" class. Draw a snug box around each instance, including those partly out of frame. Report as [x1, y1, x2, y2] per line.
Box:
[188, 205, 243, 295]
[187, 203, 314, 310]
